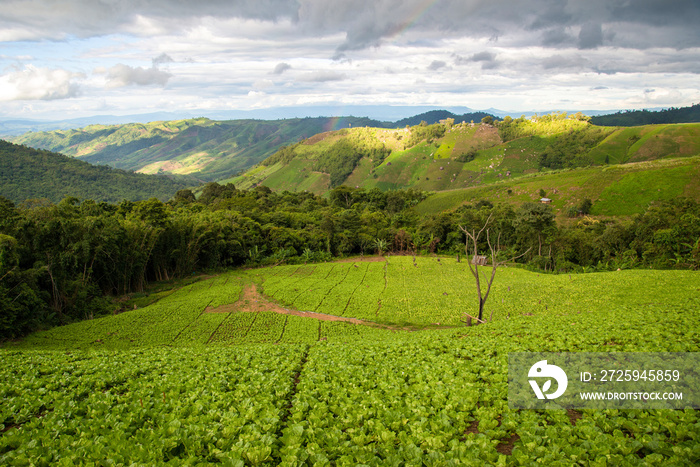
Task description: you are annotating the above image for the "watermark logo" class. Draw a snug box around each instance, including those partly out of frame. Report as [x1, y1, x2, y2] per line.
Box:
[528, 360, 568, 399]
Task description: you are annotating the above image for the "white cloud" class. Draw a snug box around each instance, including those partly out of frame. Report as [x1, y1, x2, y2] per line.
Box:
[272, 62, 292, 75]
[297, 71, 347, 82]
[104, 64, 172, 88]
[0, 65, 84, 101]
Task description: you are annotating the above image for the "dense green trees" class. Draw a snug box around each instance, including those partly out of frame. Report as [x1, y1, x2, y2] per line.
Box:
[0, 184, 697, 340]
[590, 103, 700, 126]
[0, 140, 191, 204]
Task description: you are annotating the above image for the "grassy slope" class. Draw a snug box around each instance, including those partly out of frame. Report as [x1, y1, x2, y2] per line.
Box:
[9, 256, 699, 350]
[236, 121, 700, 216]
[9, 117, 383, 183]
[415, 157, 700, 217]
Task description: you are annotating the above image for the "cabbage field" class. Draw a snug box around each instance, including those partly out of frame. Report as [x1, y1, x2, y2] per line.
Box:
[2, 256, 699, 465]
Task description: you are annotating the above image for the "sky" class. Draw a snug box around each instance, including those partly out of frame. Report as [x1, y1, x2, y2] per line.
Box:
[1, 0, 699, 121]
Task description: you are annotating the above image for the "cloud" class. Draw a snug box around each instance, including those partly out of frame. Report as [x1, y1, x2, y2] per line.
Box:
[104, 64, 172, 88]
[2, 0, 699, 54]
[454, 51, 498, 69]
[272, 62, 292, 75]
[0, 0, 300, 41]
[152, 53, 175, 65]
[578, 23, 603, 49]
[470, 51, 496, 62]
[541, 27, 575, 47]
[428, 60, 446, 71]
[542, 54, 589, 70]
[297, 71, 346, 82]
[0, 65, 83, 101]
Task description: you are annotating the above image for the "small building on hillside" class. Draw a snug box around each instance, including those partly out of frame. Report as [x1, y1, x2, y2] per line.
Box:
[540, 197, 552, 204]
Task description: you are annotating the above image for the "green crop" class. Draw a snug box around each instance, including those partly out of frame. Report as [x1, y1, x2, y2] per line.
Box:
[3, 258, 700, 464]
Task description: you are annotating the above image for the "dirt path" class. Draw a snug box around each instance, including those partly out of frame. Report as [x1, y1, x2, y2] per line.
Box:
[206, 283, 400, 328]
[334, 255, 388, 263]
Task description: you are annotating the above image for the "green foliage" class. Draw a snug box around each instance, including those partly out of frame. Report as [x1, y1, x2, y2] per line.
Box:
[497, 112, 591, 142]
[537, 125, 616, 169]
[591, 103, 700, 126]
[262, 142, 302, 167]
[393, 110, 495, 127]
[0, 140, 190, 204]
[455, 147, 477, 163]
[406, 122, 447, 147]
[2, 263, 700, 464]
[10, 117, 388, 182]
[314, 139, 364, 187]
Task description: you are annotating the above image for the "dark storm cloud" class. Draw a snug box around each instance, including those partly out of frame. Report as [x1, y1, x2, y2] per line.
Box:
[2, 0, 699, 53]
[0, 0, 300, 40]
[578, 23, 603, 49]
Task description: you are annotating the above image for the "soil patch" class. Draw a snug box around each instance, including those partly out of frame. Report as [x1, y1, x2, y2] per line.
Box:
[206, 283, 386, 326]
[335, 255, 387, 263]
[496, 433, 521, 455]
[567, 409, 582, 426]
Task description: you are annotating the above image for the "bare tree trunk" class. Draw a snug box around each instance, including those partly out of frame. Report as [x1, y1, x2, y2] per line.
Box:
[460, 215, 530, 324]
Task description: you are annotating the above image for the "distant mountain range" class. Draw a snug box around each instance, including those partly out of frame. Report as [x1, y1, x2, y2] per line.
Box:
[0, 104, 639, 137]
[5, 104, 700, 204]
[7, 110, 497, 183]
[8, 117, 388, 183]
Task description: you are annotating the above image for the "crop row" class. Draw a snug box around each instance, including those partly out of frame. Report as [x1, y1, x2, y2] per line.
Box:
[4, 320, 699, 465]
[0, 346, 307, 465]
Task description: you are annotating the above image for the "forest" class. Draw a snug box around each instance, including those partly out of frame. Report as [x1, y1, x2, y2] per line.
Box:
[590, 103, 700, 126]
[0, 140, 190, 203]
[1, 183, 698, 340]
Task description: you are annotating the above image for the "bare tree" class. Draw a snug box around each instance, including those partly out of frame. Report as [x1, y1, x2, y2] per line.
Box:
[459, 214, 530, 325]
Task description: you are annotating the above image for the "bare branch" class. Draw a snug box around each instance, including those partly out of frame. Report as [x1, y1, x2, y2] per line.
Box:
[461, 312, 487, 325]
[496, 247, 532, 266]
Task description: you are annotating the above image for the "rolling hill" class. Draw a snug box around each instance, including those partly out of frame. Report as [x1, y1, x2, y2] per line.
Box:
[9, 116, 386, 182]
[230, 116, 700, 217]
[0, 140, 191, 203]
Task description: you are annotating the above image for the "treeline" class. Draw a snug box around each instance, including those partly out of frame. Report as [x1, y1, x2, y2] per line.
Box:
[1, 184, 698, 340]
[394, 110, 496, 127]
[0, 140, 191, 204]
[591, 103, 700, 126]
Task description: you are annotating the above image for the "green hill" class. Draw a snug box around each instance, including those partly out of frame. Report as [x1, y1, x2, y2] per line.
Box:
[9, 116, 385, 182]
[230, 115, 700, 217]
[0, 140, 191, 203]
[4, 258, 699, 464]
[591, 103, 700, 126]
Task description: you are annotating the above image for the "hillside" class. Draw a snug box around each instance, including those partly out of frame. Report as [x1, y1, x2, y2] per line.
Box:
[393, 109, 496, 127]
[231, 115, 700, 215]
[4, 258, 699, 464]
[591, 103, 700, 126]
[9, 116, 386, 182]
[0, 140, 191, 203]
